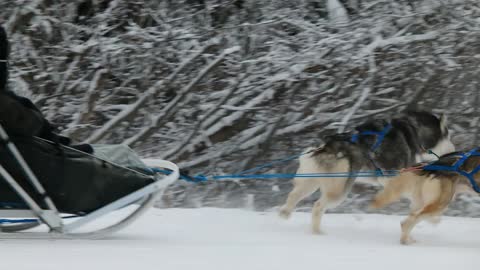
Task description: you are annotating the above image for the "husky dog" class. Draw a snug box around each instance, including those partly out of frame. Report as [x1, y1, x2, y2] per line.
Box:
[371, 150, 479, 245]
[279, 111, 454, 234]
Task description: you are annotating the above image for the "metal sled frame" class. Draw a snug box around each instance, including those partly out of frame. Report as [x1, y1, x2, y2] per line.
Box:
[0, 125, 179, 239]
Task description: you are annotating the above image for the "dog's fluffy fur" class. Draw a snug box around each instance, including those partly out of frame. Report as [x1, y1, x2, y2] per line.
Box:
[279, 111, 454, 234]
[371, 152, 479, 245]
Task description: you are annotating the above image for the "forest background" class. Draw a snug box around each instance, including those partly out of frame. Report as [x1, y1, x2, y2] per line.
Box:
[1, 0, 480, 215]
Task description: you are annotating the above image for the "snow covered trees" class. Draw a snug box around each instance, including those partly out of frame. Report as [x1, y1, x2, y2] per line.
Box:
[2, 0, 480, 211]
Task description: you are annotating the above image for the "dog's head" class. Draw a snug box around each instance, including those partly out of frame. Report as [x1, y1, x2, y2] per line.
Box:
[405, 110, 455, 159]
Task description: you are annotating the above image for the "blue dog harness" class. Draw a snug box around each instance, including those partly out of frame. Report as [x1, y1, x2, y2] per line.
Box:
[350, 123, 393, 176]
[423, 148, 480, 193]
[350, 123, 393, 152]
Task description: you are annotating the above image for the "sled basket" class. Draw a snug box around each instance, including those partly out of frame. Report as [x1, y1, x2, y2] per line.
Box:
[0, 124, 179, 239]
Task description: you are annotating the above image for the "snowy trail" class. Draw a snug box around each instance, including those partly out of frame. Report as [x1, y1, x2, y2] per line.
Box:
[1, 208, 479, 270]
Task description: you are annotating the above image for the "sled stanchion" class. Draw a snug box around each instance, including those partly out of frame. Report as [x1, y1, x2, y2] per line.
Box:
[0, 125, 63, 231]
[0, 165, 61, 224]
[0, 165, 62, 231]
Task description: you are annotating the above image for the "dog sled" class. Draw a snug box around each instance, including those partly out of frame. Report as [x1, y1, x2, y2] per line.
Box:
[0, 124, 179, 239]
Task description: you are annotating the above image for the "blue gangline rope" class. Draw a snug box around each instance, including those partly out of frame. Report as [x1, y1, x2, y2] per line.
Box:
[151, 168, 399, 183]
[152, 149, 400, 183]
[236, 152, 309, 175]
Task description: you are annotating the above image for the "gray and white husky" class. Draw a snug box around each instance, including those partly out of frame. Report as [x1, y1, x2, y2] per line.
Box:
[279, 111, 455, 234]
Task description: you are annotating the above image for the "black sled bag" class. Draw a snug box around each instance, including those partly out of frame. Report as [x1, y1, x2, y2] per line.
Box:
[0, 137, 154, 214]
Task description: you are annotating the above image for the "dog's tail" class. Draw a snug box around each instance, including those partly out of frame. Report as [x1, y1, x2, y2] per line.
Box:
[297, 147, 322, 174]
[299, 145, 358, 193]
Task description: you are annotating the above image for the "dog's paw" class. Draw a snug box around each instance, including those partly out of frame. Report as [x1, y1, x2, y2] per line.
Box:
[426, 216, 441, 225]
[278, 208, 292, 219]
[312, 227, 325, 235]
[400, 236, 417, 245]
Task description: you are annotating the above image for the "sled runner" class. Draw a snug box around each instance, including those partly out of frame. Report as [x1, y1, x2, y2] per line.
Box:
[0, 124, 179, 239]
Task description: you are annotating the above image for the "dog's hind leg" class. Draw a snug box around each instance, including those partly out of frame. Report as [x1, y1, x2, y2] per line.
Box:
[400, 180, 455, 245]
[370, 173, 414, 209]
[311, 190, 349, 234]
[311, 157, 355, 234]
[311, 180, 351, 234]
[399, 213, 421, 245]
[279, 180, 320, 219]
[280, 150, 326, 219]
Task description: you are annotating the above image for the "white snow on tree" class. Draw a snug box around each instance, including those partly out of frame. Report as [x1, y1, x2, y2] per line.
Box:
[327, 0, 350, 24]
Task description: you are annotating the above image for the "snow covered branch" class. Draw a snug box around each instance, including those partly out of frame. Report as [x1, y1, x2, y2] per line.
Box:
[83, 44, 217, 144]
[123, 46, 241, 147]
[358, 31, 439, 59]
[65, 68, 109, 138]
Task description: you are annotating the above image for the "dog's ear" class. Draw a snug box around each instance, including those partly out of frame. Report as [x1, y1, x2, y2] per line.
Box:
[439, 113, 447, 124]
[439, 113, 449, 135]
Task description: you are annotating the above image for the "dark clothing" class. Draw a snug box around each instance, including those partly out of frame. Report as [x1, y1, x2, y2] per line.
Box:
[0, 93, 153, 213]
[0, 91, 44, 137]
[0, 26, 154, 214]
[1, 25, 91, 152]
[0, 26, 8, 90]
[1, 26, 152, 214]
[0, 90, 152, 213]
[0, 90, 94, 153]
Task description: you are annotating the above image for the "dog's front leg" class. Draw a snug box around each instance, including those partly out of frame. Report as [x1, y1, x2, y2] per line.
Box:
[311, 197, 328, 234]
[279, 180, 318, 219]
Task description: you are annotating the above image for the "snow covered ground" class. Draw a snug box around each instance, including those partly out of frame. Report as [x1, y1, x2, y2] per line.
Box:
[1, 208, 479, 270]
